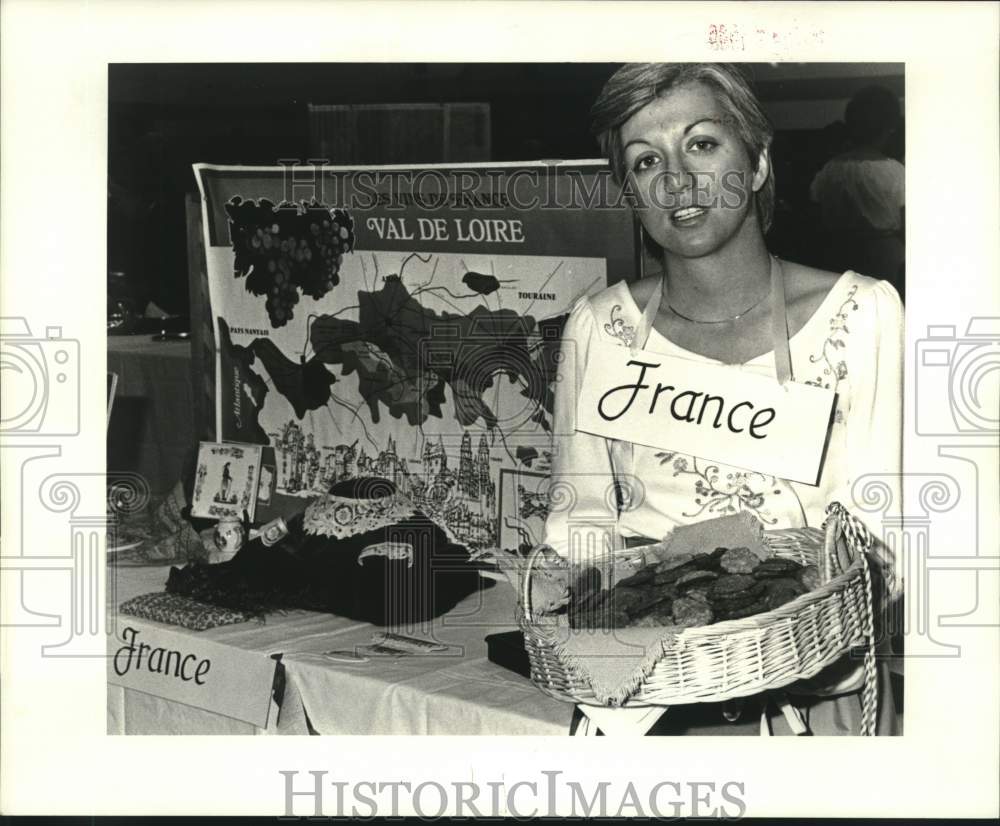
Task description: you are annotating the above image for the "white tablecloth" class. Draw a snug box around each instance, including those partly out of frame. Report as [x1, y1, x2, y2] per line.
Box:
[106, 564, 574, 735]
[281, 583, 574, 735]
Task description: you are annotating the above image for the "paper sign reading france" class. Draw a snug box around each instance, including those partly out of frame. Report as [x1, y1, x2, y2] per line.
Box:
[575, 340, 836, 485]
[107, 620, 279, 728]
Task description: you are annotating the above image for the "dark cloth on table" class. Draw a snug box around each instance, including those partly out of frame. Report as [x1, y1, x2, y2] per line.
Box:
[165, 478, 482, 626]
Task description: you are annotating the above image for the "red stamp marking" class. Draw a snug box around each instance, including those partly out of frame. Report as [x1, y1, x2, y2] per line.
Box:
[707, 24, 746, 51]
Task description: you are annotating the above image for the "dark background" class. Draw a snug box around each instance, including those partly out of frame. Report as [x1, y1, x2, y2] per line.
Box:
[108, 62, 904, 315]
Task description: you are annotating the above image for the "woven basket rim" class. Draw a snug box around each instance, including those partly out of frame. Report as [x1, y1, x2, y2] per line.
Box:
[518, 525, 854, 641]
[517, 521, 873, 708]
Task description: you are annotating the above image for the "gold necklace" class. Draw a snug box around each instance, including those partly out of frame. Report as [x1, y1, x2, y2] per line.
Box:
[666, 292, 768, 324]
[662, 260, 773, 324]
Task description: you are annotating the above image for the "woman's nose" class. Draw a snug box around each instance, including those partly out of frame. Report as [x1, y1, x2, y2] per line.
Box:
[657, 165, 694, 207]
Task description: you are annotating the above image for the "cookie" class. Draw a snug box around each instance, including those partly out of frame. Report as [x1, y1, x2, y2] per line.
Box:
[751, 557, 803, 579]
[708, 590, 762, 611]
[609, 608, 632, 629]
[617, 565, 656, 588]
[716, 600, 769, 621]
[765, 588, 801, 611]
[672, 597, 714, 628]
[633, 596, 675, 623]
[654, 552, 696, 575]
[675, 569, 720, 591]
[653, 561, 698, 586]
[709, 576, 765, 611]
[710, 573, 758, 597]
[689, 553, 720, 570]
[764, 576, 806, 595]
[573, 585, 606, 610]
[797, 564, 821, 591]
[631, 589, 672, 616]
[608, 586, 650, 615]
[762, 576, 805, 607]
[720, 547, 758, 574]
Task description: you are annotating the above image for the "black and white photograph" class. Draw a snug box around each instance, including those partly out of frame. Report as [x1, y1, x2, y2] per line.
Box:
[104, 59, 908, 739]
[1, 1, 997, 819]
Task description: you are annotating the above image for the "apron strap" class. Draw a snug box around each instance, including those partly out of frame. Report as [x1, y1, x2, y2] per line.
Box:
[630, 274, 663, 355]
[770, 256, 793, 386]
[631, 255, 793, 386]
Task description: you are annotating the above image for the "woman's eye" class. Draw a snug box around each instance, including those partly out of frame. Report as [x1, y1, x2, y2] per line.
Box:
[689, 139, 718, 153]
[632, 155, 659, 172]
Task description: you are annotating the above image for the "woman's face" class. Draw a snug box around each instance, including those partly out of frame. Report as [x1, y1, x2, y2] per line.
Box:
[620, 81, 768, 259]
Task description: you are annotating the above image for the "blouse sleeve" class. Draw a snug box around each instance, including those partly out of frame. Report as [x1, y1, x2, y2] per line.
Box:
[832, 278, 905, 598]
[541, 295, 620, 559]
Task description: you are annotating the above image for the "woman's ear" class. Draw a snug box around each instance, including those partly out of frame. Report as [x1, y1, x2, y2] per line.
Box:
[752, 145, 771, 193]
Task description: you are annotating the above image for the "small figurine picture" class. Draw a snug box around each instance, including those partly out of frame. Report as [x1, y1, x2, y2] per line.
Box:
[257, 464, 275, 506]
[191, 441, 264, 521]
[214, 462, 236, 504]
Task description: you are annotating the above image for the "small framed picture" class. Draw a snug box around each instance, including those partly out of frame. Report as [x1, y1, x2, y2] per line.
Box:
[257, 464, 276, 507]
[191, 441, 264, 521]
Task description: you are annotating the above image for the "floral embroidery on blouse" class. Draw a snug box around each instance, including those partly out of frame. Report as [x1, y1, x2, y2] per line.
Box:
[603, 304, 635, 347]
[804, 285, 859, 391]
[654, 452, 783, 525]
[637, 283, 862, 523]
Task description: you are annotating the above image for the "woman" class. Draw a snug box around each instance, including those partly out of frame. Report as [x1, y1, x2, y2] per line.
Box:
[542, 63, 903, 735]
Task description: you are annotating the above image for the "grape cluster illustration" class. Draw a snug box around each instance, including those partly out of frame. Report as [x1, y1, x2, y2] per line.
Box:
[225, 197, 356, 327]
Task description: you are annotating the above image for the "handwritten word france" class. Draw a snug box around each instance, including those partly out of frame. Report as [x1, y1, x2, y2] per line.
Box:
[574, 340, 836, 484]
[365, 216, 525, 244]
[597, 359, 776, 439]
[113, 625, 211, 685]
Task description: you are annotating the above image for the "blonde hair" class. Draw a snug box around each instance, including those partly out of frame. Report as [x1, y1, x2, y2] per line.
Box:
[590, 63, 776, 233]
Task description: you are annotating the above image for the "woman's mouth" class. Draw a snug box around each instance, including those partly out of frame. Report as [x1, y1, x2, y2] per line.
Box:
[671, 206, 708, 226]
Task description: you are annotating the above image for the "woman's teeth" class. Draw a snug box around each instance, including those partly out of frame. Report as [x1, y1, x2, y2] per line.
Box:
[672, 207, 706, 222]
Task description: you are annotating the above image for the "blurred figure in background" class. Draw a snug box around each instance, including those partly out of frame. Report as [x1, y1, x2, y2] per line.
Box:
[810, 86, 905, 299]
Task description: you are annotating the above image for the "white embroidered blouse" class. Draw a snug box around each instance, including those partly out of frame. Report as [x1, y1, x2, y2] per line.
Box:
[542, 270, 904, 590]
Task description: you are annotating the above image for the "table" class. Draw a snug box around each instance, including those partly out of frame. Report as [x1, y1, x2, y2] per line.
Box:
[280, 582, 576, 735]
[106, 563, 574, 735]
[107, 564, 886, 736]
[107, 336, 196, 495]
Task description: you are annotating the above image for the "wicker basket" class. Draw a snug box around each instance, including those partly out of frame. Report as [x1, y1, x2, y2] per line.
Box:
[518, 502, 879, 735]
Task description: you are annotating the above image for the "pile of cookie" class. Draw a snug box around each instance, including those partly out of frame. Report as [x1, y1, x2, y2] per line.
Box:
[569, 546, 821, 630]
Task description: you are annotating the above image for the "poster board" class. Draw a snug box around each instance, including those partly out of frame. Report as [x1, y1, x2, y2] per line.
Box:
[194, 161, 640, 546]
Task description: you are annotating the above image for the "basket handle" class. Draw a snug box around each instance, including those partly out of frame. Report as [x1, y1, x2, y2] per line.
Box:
[824, 502, 880, 735]
[823, 501, 874, 575]
[520, 543, 552, 625]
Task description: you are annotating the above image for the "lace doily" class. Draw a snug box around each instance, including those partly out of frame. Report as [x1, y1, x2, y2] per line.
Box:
[302, 490, 419, 539]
